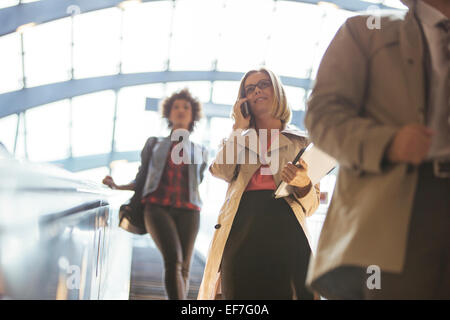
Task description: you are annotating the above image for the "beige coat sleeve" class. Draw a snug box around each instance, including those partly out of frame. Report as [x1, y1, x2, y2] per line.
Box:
[209, 131, 244, 183]
[304, 16, 398, 175]
[292, 182, 320, 218]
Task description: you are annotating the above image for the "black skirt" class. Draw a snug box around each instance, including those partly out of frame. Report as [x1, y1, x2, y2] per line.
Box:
[221, 190, 314, 300]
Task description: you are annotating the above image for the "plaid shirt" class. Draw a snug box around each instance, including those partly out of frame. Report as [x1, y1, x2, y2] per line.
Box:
[142, 141, 200, 211]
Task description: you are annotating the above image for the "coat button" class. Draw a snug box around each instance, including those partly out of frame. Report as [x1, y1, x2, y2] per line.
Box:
[214, 224, 221, 229]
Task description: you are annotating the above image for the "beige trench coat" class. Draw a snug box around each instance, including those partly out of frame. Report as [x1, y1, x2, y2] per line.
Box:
[197, 127, 320, 300]
[304, 1, 429, 291]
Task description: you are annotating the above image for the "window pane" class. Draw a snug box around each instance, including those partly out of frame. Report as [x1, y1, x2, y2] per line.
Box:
[121, 1, 172, 73]
[383, 0, 408, 9]
[212, 81, 240, 105]
[310, 8, 355, 79]
[266, 2, 324, 78]
[73, 166, 109, 184]
[209, 117, 232, 150]
[165, 81, 211, 102]
[14, 113, 27, 159]
[143, 83, 166, 99]
[169, 0, 221, 71]
[0, 33, 22, 94]
[0, 114, 18, 153]
[73, 8, 121, 78]
[0, 0, 19, 9]
[26, 100, 70, 162]
[284, 85, 306, 111]
[115, 85, 166, 152]
[189, 117, 207, 145]
[216, 0, 274, 72]
[110, 161, 140, 185]
[72, 91, 115, 157]
[23, 18, 71, 87]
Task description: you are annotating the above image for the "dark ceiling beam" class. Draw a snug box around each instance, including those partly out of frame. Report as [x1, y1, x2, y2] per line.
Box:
[0, 0, 403, 37]
[0, 71, 311, 118]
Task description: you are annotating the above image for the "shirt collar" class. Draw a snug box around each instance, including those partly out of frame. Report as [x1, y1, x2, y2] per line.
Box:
[416, 0, 447, 28]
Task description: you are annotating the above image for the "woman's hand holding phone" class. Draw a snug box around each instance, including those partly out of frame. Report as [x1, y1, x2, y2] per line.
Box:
[232, 97, 251, 130]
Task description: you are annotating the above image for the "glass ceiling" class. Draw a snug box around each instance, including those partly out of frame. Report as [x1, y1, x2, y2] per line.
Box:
[0, 0, 407, 163]
[0, 0, 407, 258]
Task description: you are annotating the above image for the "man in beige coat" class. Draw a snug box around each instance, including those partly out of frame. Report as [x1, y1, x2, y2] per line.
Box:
[305, 0, 450, 299]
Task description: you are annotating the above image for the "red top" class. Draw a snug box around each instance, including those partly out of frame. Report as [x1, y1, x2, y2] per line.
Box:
[244, 165, 277, 191]
[245, 131, 279, 192]
[142, 142, 201, 211]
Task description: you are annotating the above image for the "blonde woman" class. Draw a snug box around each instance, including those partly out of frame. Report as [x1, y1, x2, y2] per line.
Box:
[198, 68, 320, 300]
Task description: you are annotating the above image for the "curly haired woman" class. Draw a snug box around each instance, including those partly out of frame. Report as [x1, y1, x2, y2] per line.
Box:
[103, 88, 208, 300]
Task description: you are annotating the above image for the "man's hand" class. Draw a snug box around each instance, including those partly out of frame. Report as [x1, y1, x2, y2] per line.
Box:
[386, 124, 434, 165]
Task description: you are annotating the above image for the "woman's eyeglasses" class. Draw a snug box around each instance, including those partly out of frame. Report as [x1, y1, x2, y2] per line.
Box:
[244, 79, 272, 96]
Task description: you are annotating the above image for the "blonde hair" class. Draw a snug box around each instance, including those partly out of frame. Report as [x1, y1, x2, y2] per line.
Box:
[235, 67, 291, 130]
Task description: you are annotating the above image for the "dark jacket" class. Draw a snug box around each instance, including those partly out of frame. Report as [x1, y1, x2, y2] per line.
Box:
[120, 133, 208, 234]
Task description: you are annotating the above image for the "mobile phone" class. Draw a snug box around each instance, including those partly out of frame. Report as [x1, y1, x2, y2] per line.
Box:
[240, 101, 250, 118]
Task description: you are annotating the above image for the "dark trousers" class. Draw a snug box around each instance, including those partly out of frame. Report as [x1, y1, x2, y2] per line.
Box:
[143, 204, 200, 300]
[221, 190, 314, 300]
[364, 162, 450, 299]
[313, 163, 450, 299]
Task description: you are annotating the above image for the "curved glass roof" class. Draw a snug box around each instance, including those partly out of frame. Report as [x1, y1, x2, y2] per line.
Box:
[0, 0, 407, 257]
[0, 0, 406, 165]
